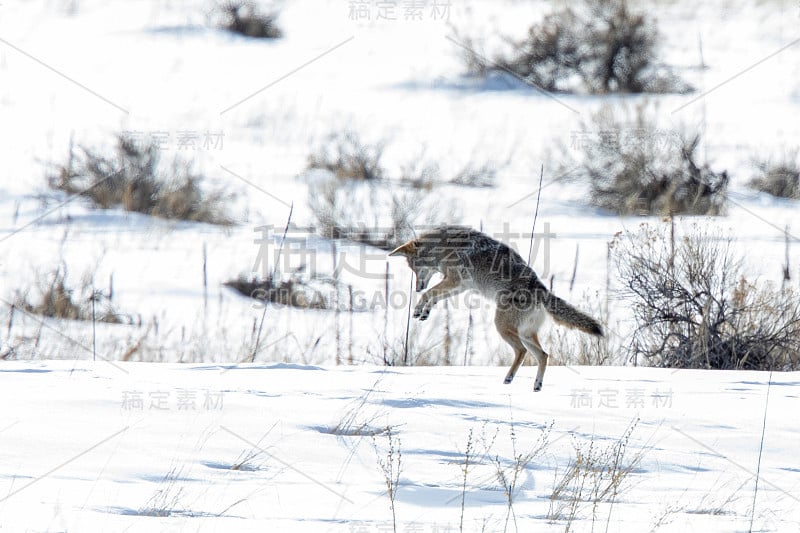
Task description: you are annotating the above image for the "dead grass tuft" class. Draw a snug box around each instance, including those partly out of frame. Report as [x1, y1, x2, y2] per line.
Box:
[17, 266, 125, 324]
[307, 130, 385, 181]
[750, 151, 800, 199]
[49, 134, 234, 225]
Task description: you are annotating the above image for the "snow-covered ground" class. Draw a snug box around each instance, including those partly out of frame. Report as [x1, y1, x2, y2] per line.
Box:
[1, 0, 799, 530]
[1, 360, 798, 531]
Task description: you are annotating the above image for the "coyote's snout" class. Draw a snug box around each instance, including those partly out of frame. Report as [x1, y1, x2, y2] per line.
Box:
[389, 225, 603, 391]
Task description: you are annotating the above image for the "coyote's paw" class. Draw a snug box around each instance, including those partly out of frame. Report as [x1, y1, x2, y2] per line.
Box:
[414, 303, 432, 320]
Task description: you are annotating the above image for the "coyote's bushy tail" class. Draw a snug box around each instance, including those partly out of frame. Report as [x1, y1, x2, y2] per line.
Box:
[543, 292, 604, 336]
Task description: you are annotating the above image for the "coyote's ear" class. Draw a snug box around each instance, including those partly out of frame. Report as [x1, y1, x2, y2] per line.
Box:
[389, 240, 418, 257]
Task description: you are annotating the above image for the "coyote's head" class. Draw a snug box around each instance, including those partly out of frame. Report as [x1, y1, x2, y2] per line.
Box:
[389, 239, 436, 293]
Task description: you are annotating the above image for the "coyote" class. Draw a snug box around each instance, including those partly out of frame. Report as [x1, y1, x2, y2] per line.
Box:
[389, 225, 603, 391]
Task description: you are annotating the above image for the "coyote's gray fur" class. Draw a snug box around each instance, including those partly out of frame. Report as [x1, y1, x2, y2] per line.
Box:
[389, 225, 603, 391]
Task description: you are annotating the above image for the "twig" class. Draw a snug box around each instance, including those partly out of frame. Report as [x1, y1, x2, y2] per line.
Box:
[252, 204, 294, 362]
[332, 240, 340, 365]
[348, 285, 354, 365]
[527, 164, 544, 265]
[91, 288, 97, 362]
[463, 307, 473, 366]
[203, 242, 208, 314]
[459, 428, 474, 532]
[569, 244, 579, 294]
[403, 275, 413, 366]
[749, 370, 773, 533]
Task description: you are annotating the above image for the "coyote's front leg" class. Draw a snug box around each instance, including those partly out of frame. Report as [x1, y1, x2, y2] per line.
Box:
[413, 276, 463, 320]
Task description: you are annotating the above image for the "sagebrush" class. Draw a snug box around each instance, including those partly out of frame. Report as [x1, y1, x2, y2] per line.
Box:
[214, 1, 282, 39]
[463, 0, 689, 94]
[614, 223, 800, 370]
[307, 130, 385, 181]
[49, 135, 233, 225]
[563, 104, 728, 216]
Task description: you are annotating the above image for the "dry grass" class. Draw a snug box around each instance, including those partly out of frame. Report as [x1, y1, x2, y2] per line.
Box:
[548, 418, 644, 525]
[492, 421, 552, 532]
[544, 292, 614, 366]
[750, 151, 800, 199]
[451, 160, 499, 188]
[49, 134, 233, 225]
[372, 426, 402, 532]
[230, 422, 278, 471]
[399, 148, 440, 190]
[324, 378, 391, 437]
[17, 266, 124, 324]
[307, 130, 385, 181]
[139, 465, 188, 517]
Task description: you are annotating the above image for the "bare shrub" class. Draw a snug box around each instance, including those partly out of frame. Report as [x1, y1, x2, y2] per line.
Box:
[49, 135, 233, 225]
[214, 1, 282, 39]
[750, 151, 800, 199]
[466, 0, 689, 94]
[224, 270, 329, 310]
[614, 223, 800, 370]
[564, 104, 728, 215]
[307, 130, 385, 181]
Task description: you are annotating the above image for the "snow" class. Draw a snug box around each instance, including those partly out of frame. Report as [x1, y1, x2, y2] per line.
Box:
[1, 361, 798, 531]
[1, 0, 800, 530]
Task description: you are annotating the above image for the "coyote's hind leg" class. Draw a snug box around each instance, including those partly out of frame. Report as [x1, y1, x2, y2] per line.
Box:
[520, 333, 548, 392]
[495, 312, 527, 384]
